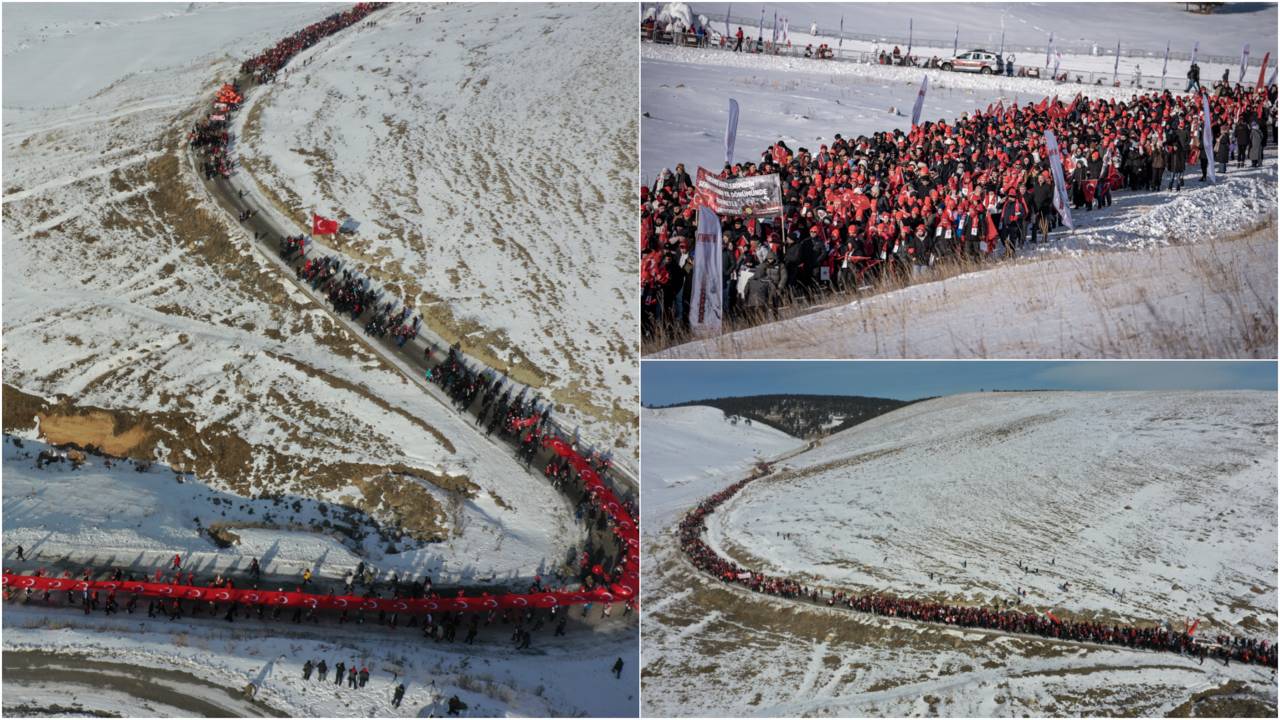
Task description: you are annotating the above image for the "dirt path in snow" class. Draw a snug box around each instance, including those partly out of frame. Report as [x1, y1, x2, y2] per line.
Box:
[2, 650, 287, 717]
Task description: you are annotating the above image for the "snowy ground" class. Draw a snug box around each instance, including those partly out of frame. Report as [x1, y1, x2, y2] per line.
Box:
[684, 1, 1276, 61]
[3, 601, 638, 718]
[643, 534, 1277, 718]
[236, 3, 638, 461]
[640, 405, 803, 534]
[2, 434, 575, 587]
[642, 390, 1278, 717]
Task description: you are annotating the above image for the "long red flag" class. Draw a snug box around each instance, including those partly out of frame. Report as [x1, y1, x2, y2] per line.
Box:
[1257, 53, 1271, 91]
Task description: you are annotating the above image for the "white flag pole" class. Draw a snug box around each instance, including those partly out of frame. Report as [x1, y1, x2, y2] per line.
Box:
[911, 75, 928, 128]
[1201, 92, 1217, 184]
[690, 206, 724, 337]
[1112, 40, 1121, 85]
[1161, 41, 1169, 89]
[725, 98, 740, 167]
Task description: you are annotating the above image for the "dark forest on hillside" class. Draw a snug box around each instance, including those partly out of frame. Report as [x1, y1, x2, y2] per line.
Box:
[652, 394, 919, 438]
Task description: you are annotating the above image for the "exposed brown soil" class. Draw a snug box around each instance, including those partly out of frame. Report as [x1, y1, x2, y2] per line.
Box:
[36, 411, 153, 457]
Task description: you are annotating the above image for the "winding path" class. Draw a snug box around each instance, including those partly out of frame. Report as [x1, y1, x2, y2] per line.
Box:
[674, 461, 1275, 667]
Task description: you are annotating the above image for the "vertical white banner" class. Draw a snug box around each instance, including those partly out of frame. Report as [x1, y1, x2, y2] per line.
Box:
[1190, 40, 1199, 67]
[911, 74, 928, 127]
[757, 5, 764, 41]
[1113, 40, 1121, 84]
[725, 98, 740, 166]
[1045, 31, 1053, 67]
[907, 18, 913, 58]
[1161, 41, 1169, 86]
[1201, 92, 1217, 184]
[770, 10, 777, 46]
[724, 5, 731, 39]
[1044, 130, 1075, 230]
[953, 25, 959, 57]
[838, 15, 844, 48]
[1239, 43, 1250, 82]
[1053, 49, 1061, 80]
[690, 206, 723, 337]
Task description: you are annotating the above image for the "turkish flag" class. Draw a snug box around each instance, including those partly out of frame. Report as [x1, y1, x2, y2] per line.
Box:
[312, 212, 339, 235]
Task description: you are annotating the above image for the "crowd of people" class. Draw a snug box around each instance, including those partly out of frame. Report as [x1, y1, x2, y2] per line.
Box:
[188, 83, 241, 179]
[677, 469, 1278, 668]
[240, 2, 388, 83]
[642, 82, 1278, 338]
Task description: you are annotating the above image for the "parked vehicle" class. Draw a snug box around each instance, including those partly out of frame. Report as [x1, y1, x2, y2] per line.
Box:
[942, 49, 1000, 74]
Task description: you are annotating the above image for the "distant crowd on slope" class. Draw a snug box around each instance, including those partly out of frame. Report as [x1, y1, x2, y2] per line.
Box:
[641, 82, 1278, 340]
[676, 472, 1278, 668]
[240, 2, 389, 84]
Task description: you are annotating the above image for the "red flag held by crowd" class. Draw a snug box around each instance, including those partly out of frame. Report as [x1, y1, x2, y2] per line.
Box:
[312, 212, 340, 235]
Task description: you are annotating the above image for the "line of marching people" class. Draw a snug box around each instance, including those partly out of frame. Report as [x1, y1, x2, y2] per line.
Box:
[642, 82, 1279, 338]
[676, 470, 1278, 668]
[240, 2, 389, 84]
[188, 82, 243, 180]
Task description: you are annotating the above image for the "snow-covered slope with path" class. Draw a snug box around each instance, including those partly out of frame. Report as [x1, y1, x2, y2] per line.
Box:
[237, 3, 638, 461]
[708, 391, 1277, 636]
[641, 405, 802, 534]
[642, 389, 1277, 717]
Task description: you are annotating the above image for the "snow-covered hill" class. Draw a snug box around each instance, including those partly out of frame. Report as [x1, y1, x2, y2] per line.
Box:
[641, 405, 802, 534]
[643, 389, 1278, 717]
[1, 2, 599, 592]
[236, 3, 638, 460]
[708, 390, 1277, 635]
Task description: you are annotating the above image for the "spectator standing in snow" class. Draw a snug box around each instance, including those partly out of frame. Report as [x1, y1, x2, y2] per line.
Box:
[612, 657, 625, 679]
[1234, 116, 1252, 168]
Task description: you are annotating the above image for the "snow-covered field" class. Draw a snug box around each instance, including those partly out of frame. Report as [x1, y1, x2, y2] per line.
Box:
[3, 602, 638, 718]
[641, 405, 802, 534]
[2, 433, 573, 586]
[686, 1, 1276, 60]
[642, 390, 1278, 717]
[237, 3, 638, 460]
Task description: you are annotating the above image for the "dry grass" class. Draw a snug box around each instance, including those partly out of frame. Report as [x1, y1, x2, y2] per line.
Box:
[650, 220, 1277, 359]
[642, 250, 998, 355]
